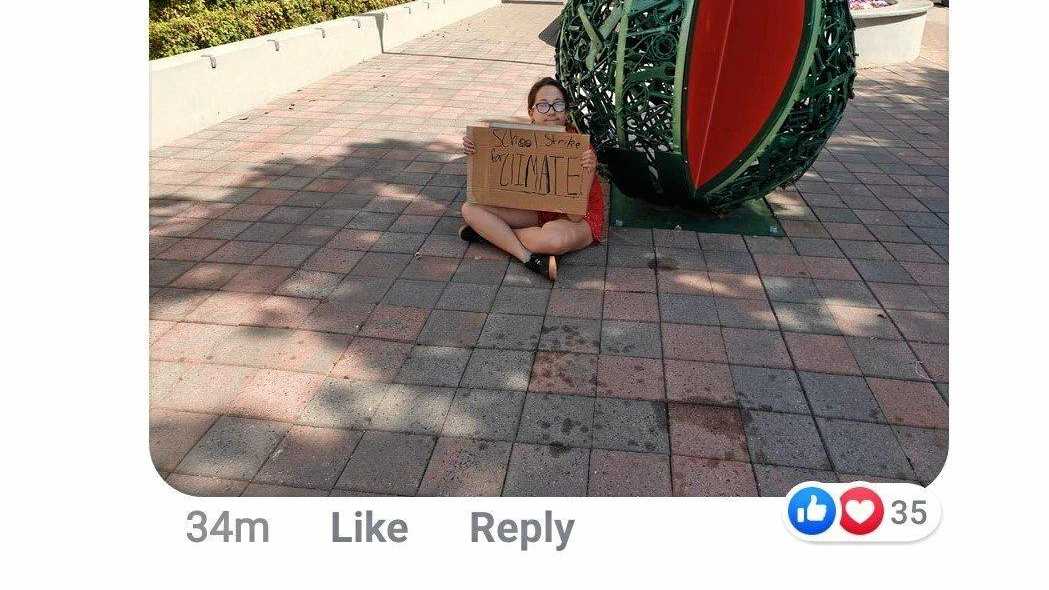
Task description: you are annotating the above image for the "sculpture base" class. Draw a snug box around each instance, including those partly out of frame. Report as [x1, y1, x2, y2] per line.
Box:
[609, 186, 783, 237]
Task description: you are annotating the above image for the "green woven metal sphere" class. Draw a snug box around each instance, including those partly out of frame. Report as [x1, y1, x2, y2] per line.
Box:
[556, 0, 857, 213]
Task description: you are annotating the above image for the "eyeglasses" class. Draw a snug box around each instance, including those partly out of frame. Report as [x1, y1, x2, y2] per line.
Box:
[532, 100, 567, 114]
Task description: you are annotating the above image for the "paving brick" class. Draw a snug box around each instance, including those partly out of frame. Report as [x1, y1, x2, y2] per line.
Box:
[867, 378, 948, 428]
[547, 287, 603, 318]
[910, 342, 948, 383]
[658, 293, 718, 325]
[148, 359, 185, 401]
[491, 285, 550, 316]
[502, 443, 589, 496]
[157, 363, 260, 413]
[268, 330, 350, 374]
[772, 301, 840, 334]
[708, 272, 767, 299]
[461, 348, 534, 391]
[254, 425, 362, 490]
[605, 266, 657, 292]
[369, 383, 456, 434]
[592, 397, 669, 454]
[221, 265, 295, 294]
[846, 336, 928, 380]
[418, 309, 486, 347]
[799, 372, 885, 422]
[436, 282, 498, 312]
[150, 409, 219, 472]
[868, 282, 940, 312]
[783, 332, 860, 375]
[177, 416, 290, 481]
[228, 368, 325, 422]
[380, 279, 446, 309]
[603, 291, 660, 322]
[723, 328, 793, 369]
[329, 228, 382, 250]
[166, 474, 248, 497]
[885, 309, 949, 343]
[661, 323, 725, 362]
[331, 337, 412, 382]
[150, 259, 195, 287]
[539, 316, 602, 354]
[242, 484, 328, 497]
[442, 389, 526, 441]
[150, 288, 211, 321]
[814, 279, 880, 308]
[244, 295, 320, 329]
[657, 269, 712, 295]
[335, 431, 436, 495]
[527, 351, 598, 396]
[827, 305, 902, 338]
[715, 297, 778, 330]
[817, 417, 916, 480]
[299, 299, 372, 334]
[395, 345, 471, 387]
[893, 425, 948, 485]
[742, 410, 831, 469]
[762, 276, 820, 304]
[477, 313, 543, 350]
[587, 449, 672, 496]
[417, 437, 512, 496]
[662, 359, 734, 405]
[359, 304, 429, 341]
[184, 291, 267, 325]
[852, 259, 916, 284]
[329, 276, 395, 304]
[517, 393, 595, 448]
[753, 464, 837, 497]
[276, 270, 343, 299]
[601, 320, 663, 358]
[596, 355, 665, 401]
[151, 322, 236, 363]
[303, 247, 365, 273]
[297, 379, 389, 429]
[731, 365, 808, 413]
[669, 403, 748, 461]
[451, 259, 508, 285]
[704, 251, 758, 274]
[671, 457, 757, 497]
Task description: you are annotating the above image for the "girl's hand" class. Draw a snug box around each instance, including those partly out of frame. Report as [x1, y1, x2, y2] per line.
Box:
[462, 135, 476, 155]
[580, 148, 597, 172]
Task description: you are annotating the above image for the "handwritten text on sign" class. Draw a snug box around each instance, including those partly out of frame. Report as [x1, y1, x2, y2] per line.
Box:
[467, 125, 590, 215]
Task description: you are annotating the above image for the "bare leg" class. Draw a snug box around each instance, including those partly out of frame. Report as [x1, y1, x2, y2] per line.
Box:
[461, 202, 538, 262]
[515, 218, 593, 255]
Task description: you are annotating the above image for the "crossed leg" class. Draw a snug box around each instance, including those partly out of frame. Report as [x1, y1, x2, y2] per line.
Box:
[460, 202, 539, 262]
[461, 203, 594, 258]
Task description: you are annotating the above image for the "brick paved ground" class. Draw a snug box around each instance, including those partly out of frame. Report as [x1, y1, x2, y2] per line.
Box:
[149, 3, 948, 497]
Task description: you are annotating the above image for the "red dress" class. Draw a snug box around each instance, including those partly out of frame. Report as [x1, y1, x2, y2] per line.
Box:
[537, 175, 604, 243]
[536, 137, 605, 243]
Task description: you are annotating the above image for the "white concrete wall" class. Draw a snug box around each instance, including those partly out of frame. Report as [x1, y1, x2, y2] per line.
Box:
[151, 0, 503, 147]
[367, 0, 501, 50]
[853, 0, 933, 69]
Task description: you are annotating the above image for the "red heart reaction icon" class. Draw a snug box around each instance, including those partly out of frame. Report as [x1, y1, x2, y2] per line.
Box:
[839, 487, 885, 535]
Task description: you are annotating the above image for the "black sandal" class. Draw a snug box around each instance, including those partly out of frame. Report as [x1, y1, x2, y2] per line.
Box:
[523, 253, 557, 281]
[458, 224, 487, 244]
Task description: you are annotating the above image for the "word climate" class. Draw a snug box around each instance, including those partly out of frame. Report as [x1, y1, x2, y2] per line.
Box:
[487, 128, 585, 198]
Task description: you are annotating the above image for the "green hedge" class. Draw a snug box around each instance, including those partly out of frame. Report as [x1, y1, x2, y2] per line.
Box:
[149, 0, 410, 59]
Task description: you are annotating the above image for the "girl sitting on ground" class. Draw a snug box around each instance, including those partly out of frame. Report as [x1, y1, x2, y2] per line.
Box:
[460, 77, 605, 281]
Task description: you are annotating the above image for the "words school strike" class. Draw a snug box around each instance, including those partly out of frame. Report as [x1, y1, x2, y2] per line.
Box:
[466, 124, 590, 216]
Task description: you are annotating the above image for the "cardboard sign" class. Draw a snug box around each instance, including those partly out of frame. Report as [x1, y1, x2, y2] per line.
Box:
[466, 124, 590, 216]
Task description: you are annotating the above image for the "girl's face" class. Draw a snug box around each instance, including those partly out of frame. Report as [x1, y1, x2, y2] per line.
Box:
[529, 84, 568, 127]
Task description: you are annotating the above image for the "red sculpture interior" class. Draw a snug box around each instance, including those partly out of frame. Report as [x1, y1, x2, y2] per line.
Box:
[684, 0, 807, 189]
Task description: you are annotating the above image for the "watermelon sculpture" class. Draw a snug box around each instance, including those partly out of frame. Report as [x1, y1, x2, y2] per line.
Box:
[556, 0, 856, 213]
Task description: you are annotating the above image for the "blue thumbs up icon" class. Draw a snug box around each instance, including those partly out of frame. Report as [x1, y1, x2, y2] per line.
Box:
[787, 486, 836, 535]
